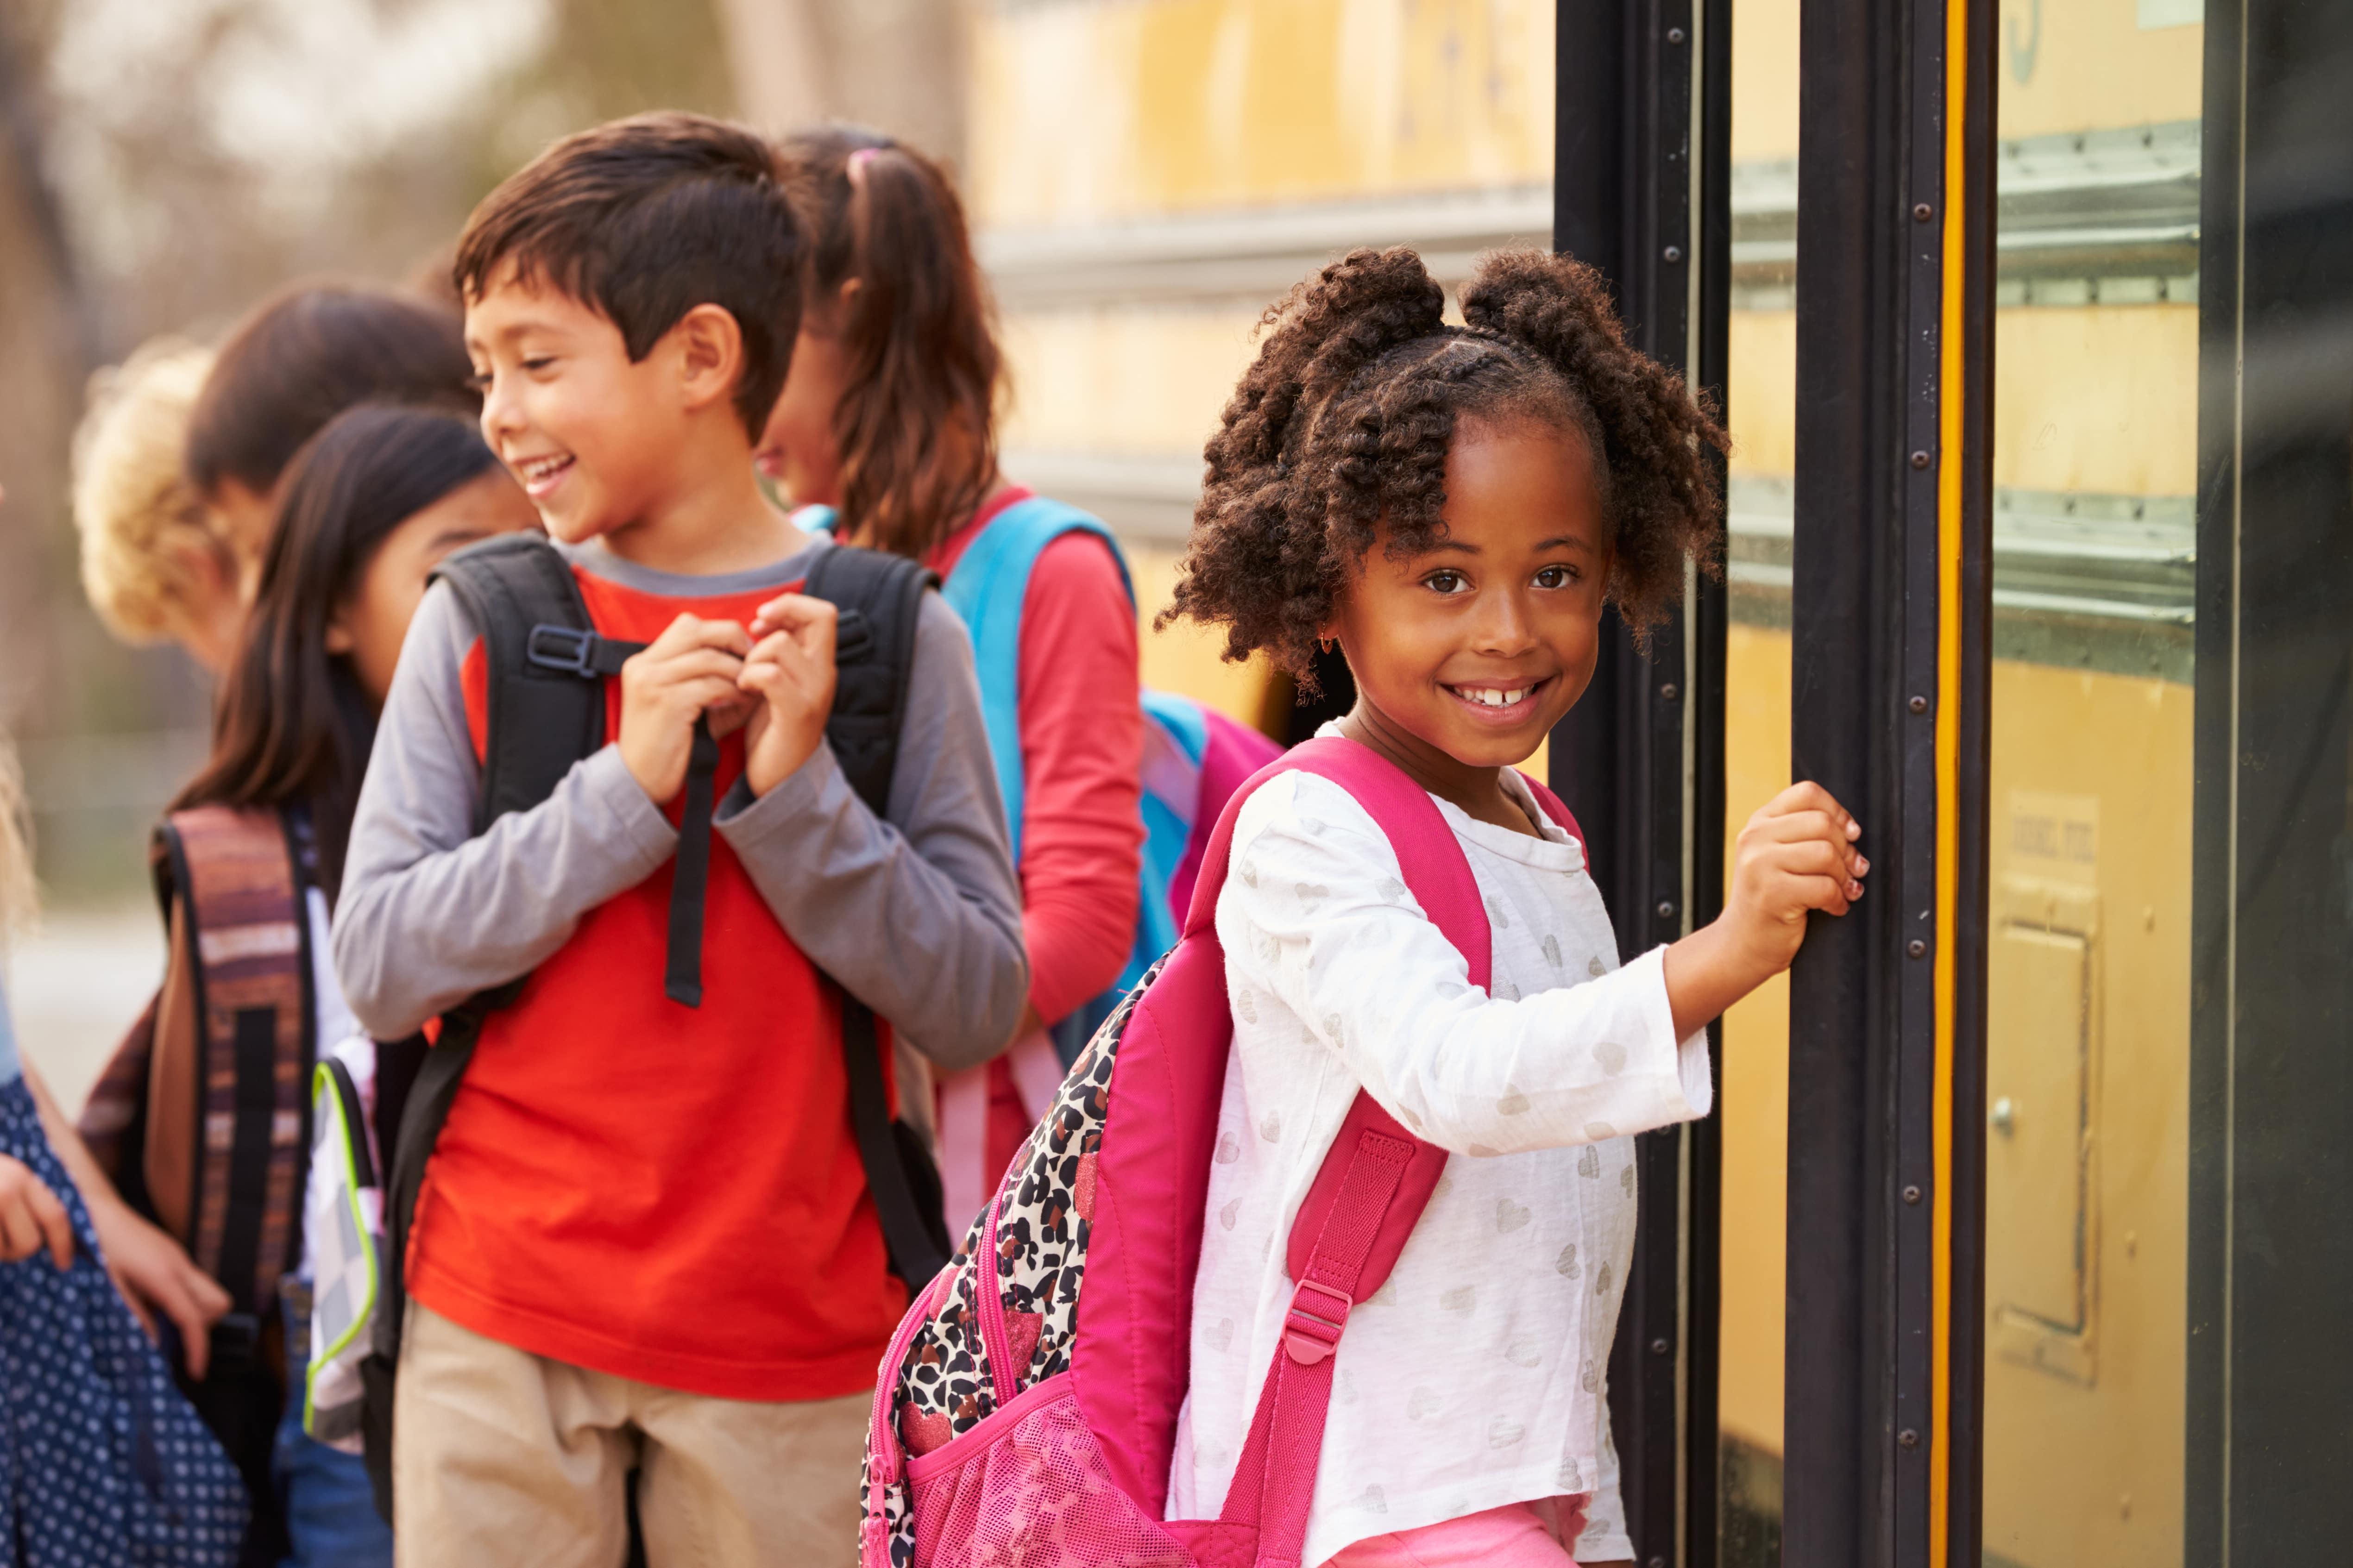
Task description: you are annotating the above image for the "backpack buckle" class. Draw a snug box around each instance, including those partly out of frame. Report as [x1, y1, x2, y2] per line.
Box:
[1281, 1279, 1352, 1366]
[526, 625, 599, 677]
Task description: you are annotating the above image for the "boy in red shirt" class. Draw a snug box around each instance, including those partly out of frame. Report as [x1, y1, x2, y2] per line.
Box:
[333, 113, 1026, 1565]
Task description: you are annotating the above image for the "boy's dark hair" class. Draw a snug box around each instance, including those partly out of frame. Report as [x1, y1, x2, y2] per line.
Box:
[456, 111, 803, 441]
[1164, 246, 1729, 685]
[186, 283, 476, 499]
[774, 125, 1002, 559]
[177, 405, 504, 901]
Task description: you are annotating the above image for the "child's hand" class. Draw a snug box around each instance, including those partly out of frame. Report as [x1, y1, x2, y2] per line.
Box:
[86, 1192, 231, 1378]
[618, 614, 756, 804]
[1663, 780, 1866, 1037]
[1723, 780, 1867, 968]
[739, 592, 838, 797]
[0, 1153, 74, 1269]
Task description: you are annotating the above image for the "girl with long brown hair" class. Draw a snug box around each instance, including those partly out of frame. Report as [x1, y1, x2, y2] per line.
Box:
[761, 127, 1151, 1227]
[175, 405, 537, 896]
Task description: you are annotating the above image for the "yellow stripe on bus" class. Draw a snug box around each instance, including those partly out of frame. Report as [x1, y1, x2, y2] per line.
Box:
[1931, 0, 1970, 1562]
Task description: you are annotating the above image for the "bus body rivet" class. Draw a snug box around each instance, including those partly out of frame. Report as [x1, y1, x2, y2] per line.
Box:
[1663, 244, 1683, 263]
[1910, 449, 1932, 469]
[1909, 695, 1929, 715]
[1666, 26, 1686, 43]
[1907, 939, 1928, 959]
[1904, 1185, 1923, 1204]
[1899, 1428, 1921, 1449]
[1661, 682, 1680, 701]
[1913, 202, 1933, 221]
[1650, 1337, 1670, 1355]
[1656, 900, 1676, 922]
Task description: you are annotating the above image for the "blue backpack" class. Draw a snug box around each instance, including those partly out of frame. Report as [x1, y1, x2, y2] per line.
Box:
[805, 497, 1279, 1052]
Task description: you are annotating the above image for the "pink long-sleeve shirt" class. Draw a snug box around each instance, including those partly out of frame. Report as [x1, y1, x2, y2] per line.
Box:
[928, 487, 1145, 1029]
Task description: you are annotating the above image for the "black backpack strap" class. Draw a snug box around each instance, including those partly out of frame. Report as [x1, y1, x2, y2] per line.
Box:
[803, 541, 932, 816]
[840, 1005, 950, 1287]
[663, 715, 720, 1007]
[365, 535, 634, 1518]
[362, 996, 485, 1520]
[436, 535, 723, 1004]
[801, 543, 953, 1288]
[378, 536, 636, 1335]
[433, 533, 624, 828]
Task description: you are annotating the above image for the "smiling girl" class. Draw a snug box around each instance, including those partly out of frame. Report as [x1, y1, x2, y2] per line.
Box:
[1160, 247, 1867, 1568]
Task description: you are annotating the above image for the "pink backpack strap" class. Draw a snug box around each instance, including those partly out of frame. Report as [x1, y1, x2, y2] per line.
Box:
[1517, 768, 1585, 849]
[1202, 737, 1493, 1567]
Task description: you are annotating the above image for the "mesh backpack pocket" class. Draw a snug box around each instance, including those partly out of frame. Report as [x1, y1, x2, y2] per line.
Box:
[302, 1035, 382, 1453]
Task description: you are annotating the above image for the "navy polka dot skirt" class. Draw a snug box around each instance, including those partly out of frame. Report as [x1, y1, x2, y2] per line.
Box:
[0, 1075, 248, 1565]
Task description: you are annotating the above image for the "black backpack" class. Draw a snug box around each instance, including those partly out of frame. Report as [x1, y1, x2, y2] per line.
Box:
[358, 533, 953, 1509]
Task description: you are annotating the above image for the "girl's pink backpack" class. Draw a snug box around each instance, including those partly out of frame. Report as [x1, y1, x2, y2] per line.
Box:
[859, 735, 1583, 1568]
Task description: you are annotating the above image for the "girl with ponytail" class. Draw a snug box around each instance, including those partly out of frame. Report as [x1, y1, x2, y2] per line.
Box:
[1161, 246, 1866, 1567]
[761, 127, 1154, 1228]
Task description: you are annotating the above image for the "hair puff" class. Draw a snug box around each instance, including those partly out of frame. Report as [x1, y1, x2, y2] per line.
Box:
[1163, 246, 1727, 686]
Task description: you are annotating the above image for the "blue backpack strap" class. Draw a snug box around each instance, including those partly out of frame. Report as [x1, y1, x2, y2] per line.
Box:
[938, 497, 1134, 859]
[937, 499, 1214, 1050]
[1126, 690, 1209, 990]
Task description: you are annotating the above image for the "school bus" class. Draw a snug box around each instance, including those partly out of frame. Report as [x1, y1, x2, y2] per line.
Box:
[960, 1, 2346, 1564]
[966, 0, 1558, 759]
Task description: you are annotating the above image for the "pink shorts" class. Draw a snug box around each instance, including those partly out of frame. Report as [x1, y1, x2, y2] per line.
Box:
[1319, 1498, 1588, 1568]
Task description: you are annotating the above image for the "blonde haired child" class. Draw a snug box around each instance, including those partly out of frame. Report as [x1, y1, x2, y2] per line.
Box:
[71, 338, 245, 672]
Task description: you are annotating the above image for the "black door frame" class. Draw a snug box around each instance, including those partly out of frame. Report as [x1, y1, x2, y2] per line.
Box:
[1554, 0, 1998, 1563]
[1781, 0, 1994, 1565]
[1550, 0, 1732, 1562]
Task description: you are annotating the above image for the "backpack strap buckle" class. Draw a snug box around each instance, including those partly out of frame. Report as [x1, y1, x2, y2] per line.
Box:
[525, 624, 599, 676]
[1282, 1278, 1352, 1366]
[526, 624, 641, 678]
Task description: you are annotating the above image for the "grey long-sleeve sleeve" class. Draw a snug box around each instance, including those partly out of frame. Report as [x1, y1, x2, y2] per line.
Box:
[711, 596, 1027, 1069]
[333, 570, 1028, 1068]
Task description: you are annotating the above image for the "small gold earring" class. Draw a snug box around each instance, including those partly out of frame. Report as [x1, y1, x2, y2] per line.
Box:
[1318, 635, 1335, 655]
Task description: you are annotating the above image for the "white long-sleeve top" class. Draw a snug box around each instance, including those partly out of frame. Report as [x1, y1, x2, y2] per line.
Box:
[1165, 756, 1713, 1565]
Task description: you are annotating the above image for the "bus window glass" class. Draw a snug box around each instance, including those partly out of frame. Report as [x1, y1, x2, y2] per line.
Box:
[1980, 1, 2202, 1563]
[1718, 0, 1799, 1558]
[1982, 0, 2353, 1555]
[2178, 5, 2353, 1556]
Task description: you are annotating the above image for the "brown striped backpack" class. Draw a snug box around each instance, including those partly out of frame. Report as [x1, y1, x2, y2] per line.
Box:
[77, 802, 371, 1554]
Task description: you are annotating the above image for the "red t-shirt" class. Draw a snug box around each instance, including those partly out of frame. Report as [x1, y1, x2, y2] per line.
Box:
[408, 565, 905, 1400]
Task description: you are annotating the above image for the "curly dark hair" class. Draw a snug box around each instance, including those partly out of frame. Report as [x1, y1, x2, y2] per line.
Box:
[1161, 246, 1727, 684]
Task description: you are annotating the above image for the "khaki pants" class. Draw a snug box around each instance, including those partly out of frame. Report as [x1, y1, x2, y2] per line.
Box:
[393, 1302, 867, 1568]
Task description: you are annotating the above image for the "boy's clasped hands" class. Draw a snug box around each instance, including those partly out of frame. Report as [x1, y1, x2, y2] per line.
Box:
[615, 593, 839, 804]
